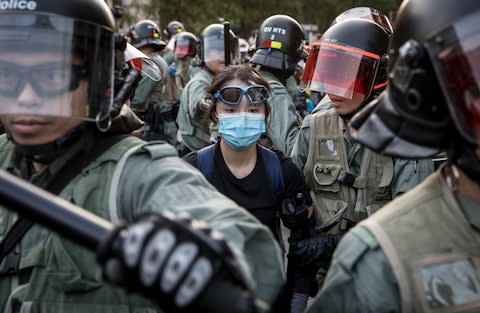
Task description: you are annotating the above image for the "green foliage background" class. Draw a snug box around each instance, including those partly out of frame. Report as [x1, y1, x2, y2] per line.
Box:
[118, 0, 403, 38]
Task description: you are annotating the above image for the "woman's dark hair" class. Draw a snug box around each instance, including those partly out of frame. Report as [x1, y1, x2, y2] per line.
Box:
[207, 65, 271, 124]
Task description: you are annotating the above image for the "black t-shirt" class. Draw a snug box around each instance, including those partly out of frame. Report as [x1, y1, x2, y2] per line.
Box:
[183, 142, 312, 236]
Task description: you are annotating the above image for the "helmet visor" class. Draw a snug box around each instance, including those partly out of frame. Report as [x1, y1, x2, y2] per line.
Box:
[203, 36, 224, 63]
[427, 11, 480, 144]
[174, 39, 194, 58]
[301, 41, 380, 99]
[0, 13, 114, 121]
[334, 7, 393, 34]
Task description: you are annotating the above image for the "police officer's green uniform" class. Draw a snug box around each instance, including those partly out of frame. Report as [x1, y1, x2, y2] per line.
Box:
[307, 167, 480, 313]
[290, 106, 433, 282]
[174, 57, 201, 91]
[131, 52, 179, 145]
[176, 68, 214, 151]
[259, 70, 302, 155]
[0, 134, 284, 312]
[160, 47, 175, 66]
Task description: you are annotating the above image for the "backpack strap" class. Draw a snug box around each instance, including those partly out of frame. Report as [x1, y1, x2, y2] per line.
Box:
[196, 144, 216, 182]
[196, 144, 285, 196]
[258, 145, 285, 196]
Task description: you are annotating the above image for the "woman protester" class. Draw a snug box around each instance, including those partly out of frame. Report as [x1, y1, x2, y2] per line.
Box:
[183, 65, 317, 313]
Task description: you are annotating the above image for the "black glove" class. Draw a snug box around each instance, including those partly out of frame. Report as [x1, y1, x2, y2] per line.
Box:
[97, 212, 256, 313]
[289, 233, 343, 265]
[280, 193, 309, 230]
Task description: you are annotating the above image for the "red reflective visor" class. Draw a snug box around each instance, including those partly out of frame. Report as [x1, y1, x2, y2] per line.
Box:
[301, 41, 380, 99]
[429, 11, 480, 144]
[174, 41, 193, 58]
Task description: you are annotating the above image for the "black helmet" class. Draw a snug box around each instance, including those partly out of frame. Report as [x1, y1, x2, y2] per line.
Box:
[164, 20, 185, 40]
[350, 0, 480, 159]
[0, 0, 118, 122]
[332, 7, 393, 35]
[128, 20, 166, 50]
[173, 31, 198, 59]
[250, 15, 305, 72]
[199, 23, 239, 65]
[302, 19, 389, 101]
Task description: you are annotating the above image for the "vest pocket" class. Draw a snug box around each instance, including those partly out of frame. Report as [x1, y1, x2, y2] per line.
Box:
[312, 164, 341, 192]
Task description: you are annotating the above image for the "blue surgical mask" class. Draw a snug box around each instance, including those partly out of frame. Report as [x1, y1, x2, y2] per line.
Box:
[218, 112, 266, 150]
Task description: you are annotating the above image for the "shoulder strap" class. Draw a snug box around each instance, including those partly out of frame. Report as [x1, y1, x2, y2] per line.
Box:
[258, 145, 285, 196]
[196, 144, 216, 181]
[0, 133, 127, 270]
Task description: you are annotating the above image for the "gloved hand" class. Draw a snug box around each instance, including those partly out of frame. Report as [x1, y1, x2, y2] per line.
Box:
[280, 193, 310, 230]
[97, 212, 252, 313]
[288, 233, 343, 265]
[168, 65, 176, 76]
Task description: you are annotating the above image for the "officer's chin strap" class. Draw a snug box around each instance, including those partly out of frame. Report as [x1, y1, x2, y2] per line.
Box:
[9, 124, 89, 165]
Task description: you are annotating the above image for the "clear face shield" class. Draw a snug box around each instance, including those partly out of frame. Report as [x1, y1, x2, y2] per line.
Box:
[427, 10, 480, 145]
[0, 13, 115, 121]
[301, 41, 380, 99]
[334, 7, 393, 34]
[174, 37, 195, 59]
[203, 35, 225, 63]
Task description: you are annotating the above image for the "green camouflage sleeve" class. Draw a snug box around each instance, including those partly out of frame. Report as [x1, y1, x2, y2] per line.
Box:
[117, 144, 285, 304]
[130, 76, 157, 110]
[267, 82, 301, 154]
[290, 114, 312, 171]
[307, 226, 401, 313]
[392, 159, 434, 197]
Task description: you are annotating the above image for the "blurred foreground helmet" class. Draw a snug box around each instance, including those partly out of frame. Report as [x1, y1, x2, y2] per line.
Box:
[302, 19, 389, 101]
[250, 15, 305, 72]
[0, 0, 118, 121]
[350, 0, 480, 158]
[332, 7, 393, 35]
[199, 23, 239, 65]
[128, 20, 166, 51]
[173, 31, 198, 59]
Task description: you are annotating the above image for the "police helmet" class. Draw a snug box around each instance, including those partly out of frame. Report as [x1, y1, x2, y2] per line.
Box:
[302, 19, 389, 101]
[128, 20, 166, 51]
[199, 23, 239, 65]
[332, 7, 393, 35]
[164, 20, 185, 40]
[249, 15, 305, 72]
[173, 31, 198, 59]
[0, 0, 119, 122]
[350, 0, 480, 159]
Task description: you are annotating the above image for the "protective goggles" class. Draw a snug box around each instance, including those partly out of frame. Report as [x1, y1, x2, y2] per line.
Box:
[0, 61, 88, 98]
[0, 13, 114, 120]
[301, 41, 380, 99]
[213, 85, 269, 106]
[426, 10, 480, 144]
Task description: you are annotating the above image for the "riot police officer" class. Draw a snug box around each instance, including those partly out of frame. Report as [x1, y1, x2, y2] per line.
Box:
[176, 23, 239, 155]
[249, 14, 304, 155]
[127, 19, 180, 144]
[172, 31, 201, 90]
[290, 17, 434, 289]
[307, 0, 480, 312]
[0, 1, 284, 312]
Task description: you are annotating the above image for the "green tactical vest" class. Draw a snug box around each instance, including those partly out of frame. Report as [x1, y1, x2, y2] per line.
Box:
[176, 68, 212, 151]
[361, 169, 480, 313]
[304, 109, 394, 234]
[0, 136, 168, 313]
